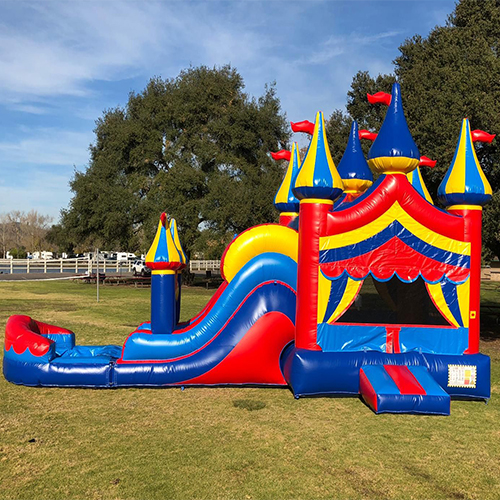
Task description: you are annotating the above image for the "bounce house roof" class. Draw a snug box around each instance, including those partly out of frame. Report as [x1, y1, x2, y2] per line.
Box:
[321, 174, 470, 284]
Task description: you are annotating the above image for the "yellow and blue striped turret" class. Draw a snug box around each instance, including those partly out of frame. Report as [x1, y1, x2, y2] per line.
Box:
[438, 118, 493, 207]
[293, 111, 343, 201]
[368, 82, 420, 174]
[274, 142, 301, 213]
[169, 218, 187, 267]
[145, 213, 183, 271]
[407, 166, 434, 204]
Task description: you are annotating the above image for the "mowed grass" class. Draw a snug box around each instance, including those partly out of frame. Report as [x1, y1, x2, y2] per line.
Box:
[0, 280, 499, 500]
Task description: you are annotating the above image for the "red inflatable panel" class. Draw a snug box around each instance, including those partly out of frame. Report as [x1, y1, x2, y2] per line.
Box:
[384, 365, 426, 395]
[182, 312, 294, 385]
[5, 315, 73, 357]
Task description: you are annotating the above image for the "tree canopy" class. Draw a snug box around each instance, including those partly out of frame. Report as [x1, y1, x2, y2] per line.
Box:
[326, 0, 500, 259]
[55, 66, 290, 256]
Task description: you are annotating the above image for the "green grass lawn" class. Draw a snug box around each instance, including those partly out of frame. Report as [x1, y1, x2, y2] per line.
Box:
[1, 280, 499, 500]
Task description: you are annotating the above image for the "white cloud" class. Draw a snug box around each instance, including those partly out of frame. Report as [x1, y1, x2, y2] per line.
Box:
[7, 104, 49, 115]
[297, 30, 403, 66]
[0, 1, 180, 101]
[0, 128, 92, 167]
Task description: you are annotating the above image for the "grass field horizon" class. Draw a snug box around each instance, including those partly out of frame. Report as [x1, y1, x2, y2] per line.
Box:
[1, 280, 499, 500]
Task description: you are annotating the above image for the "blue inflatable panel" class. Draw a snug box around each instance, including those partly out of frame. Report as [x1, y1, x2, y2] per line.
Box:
[3, 357, 114, 387]
[281, 347, 490, 400]
[360, 365, 450, 415]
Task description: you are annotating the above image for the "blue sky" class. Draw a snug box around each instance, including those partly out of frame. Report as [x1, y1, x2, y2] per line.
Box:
[0, 0, 455, 222]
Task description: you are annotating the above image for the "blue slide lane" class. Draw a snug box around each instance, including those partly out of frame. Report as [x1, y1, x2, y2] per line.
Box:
[121, 253, 297, 361]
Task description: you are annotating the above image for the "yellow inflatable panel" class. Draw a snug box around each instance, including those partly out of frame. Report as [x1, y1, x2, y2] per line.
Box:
[221, 224, 298, 283]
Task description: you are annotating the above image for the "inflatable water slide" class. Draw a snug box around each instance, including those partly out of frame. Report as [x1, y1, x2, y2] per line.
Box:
[4, 220, 298, 387]
[3, 83, 494, 415]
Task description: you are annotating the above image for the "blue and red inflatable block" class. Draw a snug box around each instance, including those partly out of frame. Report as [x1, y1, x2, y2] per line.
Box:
[360, 365, 450, 415]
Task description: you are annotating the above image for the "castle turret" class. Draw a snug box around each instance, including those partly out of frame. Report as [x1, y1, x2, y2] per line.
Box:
[337, 121, 373, 197]
[407, 166, 434, 204]
[438, 118, 492, 208]
[146, 213, 183, 334]
[292, 111, 343, 350]
[293, 111, 344, 201]
[273, 143, 301, 225]
[368, 82, 420, 175]
[438, 118, 493, 354]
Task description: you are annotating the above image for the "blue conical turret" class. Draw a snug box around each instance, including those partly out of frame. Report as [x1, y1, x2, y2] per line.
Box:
[337, 121, 373, 193]
[368, 82, 420, 174]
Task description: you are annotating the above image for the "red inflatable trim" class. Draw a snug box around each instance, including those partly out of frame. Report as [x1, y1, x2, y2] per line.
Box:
[146, 262, 185, 271]
[384, 365, 426, 395]
[471, 130, 496, 143]
[271, 150, 291, 161]
[419, 156, 437, 168]
[291, 120, 315, 135]
[4, 315, 73, 357]
[367, 92, 392, 106]
[359, 130, 378, 141]
[359, 369, 378, 411]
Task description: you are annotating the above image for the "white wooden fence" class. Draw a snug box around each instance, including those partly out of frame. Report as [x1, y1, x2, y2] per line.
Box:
[0, 258, 220, 275]
[0, 258, 133, 274]
[189, 260, 221, 273]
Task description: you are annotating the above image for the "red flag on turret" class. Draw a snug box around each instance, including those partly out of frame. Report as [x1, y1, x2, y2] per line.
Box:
[291, 120, 315, 135]
[359, 130, 378, 141]
[419, 156, 437, 168]
[367, 92, 392, 105]
[471, 130, 496, 143]
[271, 150, 291, 161]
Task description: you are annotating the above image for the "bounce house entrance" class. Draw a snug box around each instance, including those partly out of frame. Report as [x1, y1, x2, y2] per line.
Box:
[337, 276, 449, 326]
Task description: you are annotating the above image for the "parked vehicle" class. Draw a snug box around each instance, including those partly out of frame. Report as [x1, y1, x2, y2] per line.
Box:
[117, 252, 136, 262]
[132, 260, 151, 276]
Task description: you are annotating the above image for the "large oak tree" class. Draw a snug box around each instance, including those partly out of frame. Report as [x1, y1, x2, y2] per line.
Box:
[56, 66, 289, 256]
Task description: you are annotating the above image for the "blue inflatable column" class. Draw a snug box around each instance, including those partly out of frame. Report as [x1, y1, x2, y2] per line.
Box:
[151, 270, 177, 334]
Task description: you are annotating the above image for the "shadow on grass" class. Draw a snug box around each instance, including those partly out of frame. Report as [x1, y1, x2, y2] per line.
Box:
[232, 399, 267, 411]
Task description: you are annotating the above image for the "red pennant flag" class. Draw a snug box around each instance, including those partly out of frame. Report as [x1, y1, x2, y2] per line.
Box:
[271, 150, 291, 161]
[471, 129, 496, 143]
[419, 156, 437, 168]
[291, 120, 315, 135]
[160, 212, 167, 226]
[359, 130, 378, 141]
[367, 92, 392, 105]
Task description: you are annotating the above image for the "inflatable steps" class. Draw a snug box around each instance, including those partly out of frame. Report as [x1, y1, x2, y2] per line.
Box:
[359, 365, 450, 415]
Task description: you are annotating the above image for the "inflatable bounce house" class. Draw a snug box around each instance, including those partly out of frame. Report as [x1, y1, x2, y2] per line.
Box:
[3, 83, 494, 415]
